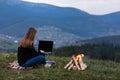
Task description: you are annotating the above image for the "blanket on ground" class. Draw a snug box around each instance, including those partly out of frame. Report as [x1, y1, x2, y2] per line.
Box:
[7, 60, 27, 70]
[7, 60, 55, 70]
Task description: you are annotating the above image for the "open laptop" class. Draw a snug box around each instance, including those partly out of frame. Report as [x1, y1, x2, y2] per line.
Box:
[38, 40, 53, 54]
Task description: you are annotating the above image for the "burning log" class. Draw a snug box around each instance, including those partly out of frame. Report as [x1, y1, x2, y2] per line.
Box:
[64, 54, 87, 70]
[72, 56, 80, 70]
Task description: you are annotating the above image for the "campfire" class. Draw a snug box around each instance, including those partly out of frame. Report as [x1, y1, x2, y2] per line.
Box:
[64, 54, 87, 70]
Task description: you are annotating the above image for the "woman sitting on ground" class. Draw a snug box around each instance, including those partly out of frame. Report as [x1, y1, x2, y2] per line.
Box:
[17, 27, 46, 68]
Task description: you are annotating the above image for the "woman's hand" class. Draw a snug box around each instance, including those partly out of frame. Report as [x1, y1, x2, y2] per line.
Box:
[40, 50, 45, 53]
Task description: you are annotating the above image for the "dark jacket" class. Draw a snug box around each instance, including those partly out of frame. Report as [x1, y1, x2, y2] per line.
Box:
[17, 47, 42, 66]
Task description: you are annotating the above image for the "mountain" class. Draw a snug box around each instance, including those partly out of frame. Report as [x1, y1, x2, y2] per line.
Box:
[0, 0, 91, 37]
[0, 34, 17, 52]
[79, 35, 120, 46]
[0, 0, 120, 47]
[36, 26, 80, 47]
[95, 12, 120, 35]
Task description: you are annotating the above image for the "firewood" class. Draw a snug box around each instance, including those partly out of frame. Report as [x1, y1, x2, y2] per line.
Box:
[64, 54, 87, 70]
[78, 60, 87, 70]
[64, 59, 73, 69]
[68, 62, 74, 70]
[72, 65, 78, 71]
[72, 56, 80, 70]
[78, 61, 82, 70]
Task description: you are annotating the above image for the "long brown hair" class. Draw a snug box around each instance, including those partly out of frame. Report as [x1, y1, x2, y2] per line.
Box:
[19, 27, 37, 48]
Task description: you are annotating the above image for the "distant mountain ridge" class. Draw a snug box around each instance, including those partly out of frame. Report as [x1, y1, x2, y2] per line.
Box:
[0, 33, 17, 52]
[36, 26, 81, 47]
[79, 35, 120, 46]
[0, 0, 120, 47]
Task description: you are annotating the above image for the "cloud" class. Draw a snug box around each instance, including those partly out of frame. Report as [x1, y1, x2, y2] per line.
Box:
[76, 0, 120, 15]
[22, 0, 120, 15]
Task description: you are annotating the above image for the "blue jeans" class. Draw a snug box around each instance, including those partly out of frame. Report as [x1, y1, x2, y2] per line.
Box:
[22, 54, 46, 67]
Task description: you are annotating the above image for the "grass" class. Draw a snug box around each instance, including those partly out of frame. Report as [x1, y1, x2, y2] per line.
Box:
[0, 53, 120, 80]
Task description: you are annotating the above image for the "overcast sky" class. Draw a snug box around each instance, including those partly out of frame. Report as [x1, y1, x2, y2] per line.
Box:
[22, 0, 120, 15]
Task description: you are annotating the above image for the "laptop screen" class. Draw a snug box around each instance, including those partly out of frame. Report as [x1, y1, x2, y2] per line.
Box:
[38, 40, 53, 52]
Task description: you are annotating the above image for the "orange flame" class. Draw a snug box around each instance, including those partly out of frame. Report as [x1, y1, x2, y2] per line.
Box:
[75, 54, 84, 61]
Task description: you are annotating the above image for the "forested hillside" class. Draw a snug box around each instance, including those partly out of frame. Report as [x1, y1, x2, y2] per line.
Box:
[53, 43, 120, 62]
[79, 35, 120, 46]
